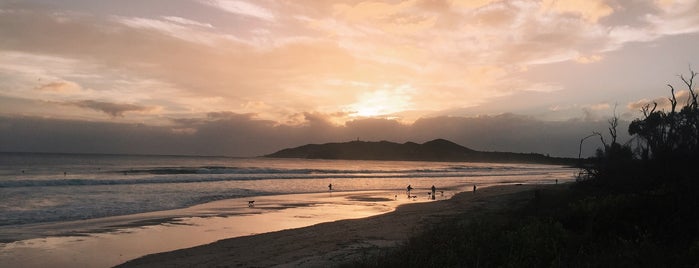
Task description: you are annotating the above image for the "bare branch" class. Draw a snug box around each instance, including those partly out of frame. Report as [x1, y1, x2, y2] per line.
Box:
[641, 102, 657, 118]
[579, 133, 598, 160]
[680, 67, 697, 108]
[668, 84, 677, 113]
[608, 104, 619, 145]
[593, 131, 607, 148]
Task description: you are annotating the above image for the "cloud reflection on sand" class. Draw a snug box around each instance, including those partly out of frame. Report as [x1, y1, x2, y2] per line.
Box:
[0, 190, 437, 268]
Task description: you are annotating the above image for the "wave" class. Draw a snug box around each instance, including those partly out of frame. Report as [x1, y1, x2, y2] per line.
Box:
[0, 163, 567, 188]
[0, 170, 553, 188]
[118, 164, 539, 175]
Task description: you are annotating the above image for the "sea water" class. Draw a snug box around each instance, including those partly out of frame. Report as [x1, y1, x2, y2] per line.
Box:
[0, 152, 574, 237]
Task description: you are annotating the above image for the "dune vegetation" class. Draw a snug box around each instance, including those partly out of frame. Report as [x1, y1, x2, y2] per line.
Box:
[352, 70, 699, 267]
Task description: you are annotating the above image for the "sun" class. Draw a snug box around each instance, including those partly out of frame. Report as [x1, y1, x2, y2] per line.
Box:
[346, 85, 414, 118]
[354, 104, 385, 117]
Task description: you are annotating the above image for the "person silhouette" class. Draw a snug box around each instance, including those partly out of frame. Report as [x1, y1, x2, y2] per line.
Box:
[328, 183, 333, 191]
[431, 185, 436, 200]
[473, 184, 477, 192]
[406, 184, 413, 197]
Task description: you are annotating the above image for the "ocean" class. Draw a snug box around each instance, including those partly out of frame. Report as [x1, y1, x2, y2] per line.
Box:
[0, 152, 573, 231]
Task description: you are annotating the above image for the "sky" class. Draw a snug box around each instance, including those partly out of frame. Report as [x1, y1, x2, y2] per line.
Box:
[1, 0, 698, 157]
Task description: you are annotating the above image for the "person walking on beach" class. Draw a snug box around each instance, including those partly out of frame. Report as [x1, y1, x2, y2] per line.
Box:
[406, 184, 413, 198]
[473, 184, 477, 192]
[431, 185, 436, 200]
[328, 183, 333, 191]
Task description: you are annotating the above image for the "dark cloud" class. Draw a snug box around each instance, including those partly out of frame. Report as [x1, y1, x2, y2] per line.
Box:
[301, 112, 335, 127]
[66, 100, 153, 117]
[0, 113, 629, 158]
[206, 111, 258, 121]
[410, 114, 630, 158]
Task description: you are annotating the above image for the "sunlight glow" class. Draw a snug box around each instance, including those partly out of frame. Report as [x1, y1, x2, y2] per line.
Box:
[346, 84, 415, 118]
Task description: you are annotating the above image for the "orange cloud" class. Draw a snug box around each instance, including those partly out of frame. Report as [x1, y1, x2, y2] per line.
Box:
[2, 0, 699, 127]
[575, 54, 603, 64]
[34, 81, 82, 93]
[332, 1, 437, 35]
[541, 0, 614, 22]
[449, 0, 499, 10]
[627, 90, 690, 112]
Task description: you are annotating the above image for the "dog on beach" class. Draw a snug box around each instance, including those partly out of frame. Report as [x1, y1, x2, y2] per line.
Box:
[248, 201, 255, 207]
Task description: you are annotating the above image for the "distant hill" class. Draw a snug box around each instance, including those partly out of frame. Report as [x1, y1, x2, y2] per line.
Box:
[265, 139, 576, 165]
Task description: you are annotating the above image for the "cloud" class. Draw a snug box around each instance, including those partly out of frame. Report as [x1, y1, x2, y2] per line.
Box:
[627, 90, 691, 112]
[450, 0, 499, 10]
[540, 0, 614, 23]
[0, 112, 629, 158]
[162, 16, 213, 28]
[66, 100, 154, 117]
[200, 0, 275, 21]
[114, 16, 221, 45]
[587, 103, 611, 111]
[344, 84, 416, 117]
[1, 0, 699, 128]
[575, 54, 603, 64]
[34, 81, 82, 93]
[5, 0, 699, 164]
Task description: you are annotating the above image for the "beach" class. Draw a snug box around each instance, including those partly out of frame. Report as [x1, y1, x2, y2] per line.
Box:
[118, 184, 543, 267]
[0, 189, 433, 267]
[0, 154, 572, 267]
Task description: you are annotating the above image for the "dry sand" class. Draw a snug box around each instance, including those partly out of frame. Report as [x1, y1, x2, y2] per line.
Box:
[118, 184, 545, 267]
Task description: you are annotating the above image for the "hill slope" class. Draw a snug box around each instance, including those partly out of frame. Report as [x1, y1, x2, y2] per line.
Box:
[265, 139, 574, 164]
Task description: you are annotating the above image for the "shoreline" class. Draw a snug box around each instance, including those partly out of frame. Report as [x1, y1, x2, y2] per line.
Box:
[118, 183, 548, 267]
[0, 188, 455, 243]
[0, 189, 445, 268]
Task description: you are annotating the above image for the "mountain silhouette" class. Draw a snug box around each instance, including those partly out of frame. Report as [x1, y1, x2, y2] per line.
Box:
[265, 139, 574, 164]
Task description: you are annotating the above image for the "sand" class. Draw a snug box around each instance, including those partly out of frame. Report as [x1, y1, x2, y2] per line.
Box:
[118, 184, 544, 267]
[0, 190, 441, 268]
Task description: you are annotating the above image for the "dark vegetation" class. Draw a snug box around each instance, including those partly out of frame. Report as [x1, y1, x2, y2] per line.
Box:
[351, 70, 699, 267]
[266, 138, 577, 165]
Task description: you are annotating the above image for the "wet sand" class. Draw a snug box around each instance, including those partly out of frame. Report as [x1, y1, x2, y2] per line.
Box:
[118, 184, 544, 267]
[0, 189, 442, 268]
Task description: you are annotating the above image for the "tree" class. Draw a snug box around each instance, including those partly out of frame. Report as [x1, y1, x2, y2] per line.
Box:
[628, 68, 699, 160]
